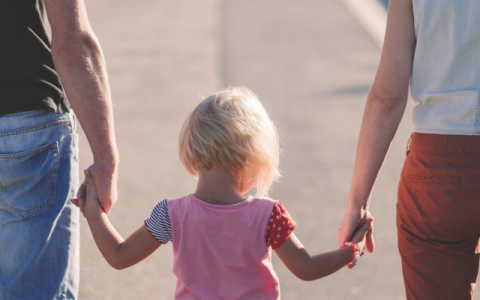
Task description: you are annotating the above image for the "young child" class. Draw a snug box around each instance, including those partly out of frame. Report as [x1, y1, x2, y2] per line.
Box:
[82, 86, 372, 299]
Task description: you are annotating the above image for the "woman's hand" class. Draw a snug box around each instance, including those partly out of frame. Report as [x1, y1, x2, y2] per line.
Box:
[338, 207, 375, 253]
[349, 216, 374, 254]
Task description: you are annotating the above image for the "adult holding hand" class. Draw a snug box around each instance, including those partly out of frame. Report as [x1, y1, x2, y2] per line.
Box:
[0, 0, 117, 299]
[338, 0, 480, 299]
[48, 0, 119, 217]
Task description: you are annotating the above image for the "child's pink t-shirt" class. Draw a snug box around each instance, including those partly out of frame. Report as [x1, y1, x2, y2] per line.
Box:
[145, 194, 296, 300]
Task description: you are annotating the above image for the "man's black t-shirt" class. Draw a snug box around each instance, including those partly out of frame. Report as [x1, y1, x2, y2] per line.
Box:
[0, 0, 70, 116]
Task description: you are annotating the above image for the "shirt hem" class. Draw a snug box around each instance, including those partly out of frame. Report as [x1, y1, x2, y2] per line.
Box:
[413, 128, 480, 136]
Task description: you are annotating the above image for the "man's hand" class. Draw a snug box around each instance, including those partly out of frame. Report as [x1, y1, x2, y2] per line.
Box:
[71, 163, 118, 215]
[338, 207, 375, 253]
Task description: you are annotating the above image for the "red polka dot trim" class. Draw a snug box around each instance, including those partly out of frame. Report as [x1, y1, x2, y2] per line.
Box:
[265, 201, 297, 249]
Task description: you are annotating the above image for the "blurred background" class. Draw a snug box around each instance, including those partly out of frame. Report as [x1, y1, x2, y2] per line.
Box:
[74, 0, 478, 299]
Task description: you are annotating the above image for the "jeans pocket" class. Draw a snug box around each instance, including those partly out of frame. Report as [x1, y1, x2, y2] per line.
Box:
[0, 142, 59, 217]
[404, 174, 466, 217]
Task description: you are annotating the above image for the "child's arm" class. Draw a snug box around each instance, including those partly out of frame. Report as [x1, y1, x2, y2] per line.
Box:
[84, 170, 161, 270]
[274, 219, 372, 281]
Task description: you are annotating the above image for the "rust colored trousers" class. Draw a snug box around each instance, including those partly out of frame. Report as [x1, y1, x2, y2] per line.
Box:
[397, 133, 480, 300]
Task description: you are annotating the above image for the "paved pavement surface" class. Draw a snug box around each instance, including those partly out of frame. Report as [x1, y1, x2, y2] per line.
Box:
[77, 1, 479, 299]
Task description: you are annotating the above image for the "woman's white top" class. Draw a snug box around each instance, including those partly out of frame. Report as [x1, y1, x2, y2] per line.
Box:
[410, 0, 480, 135]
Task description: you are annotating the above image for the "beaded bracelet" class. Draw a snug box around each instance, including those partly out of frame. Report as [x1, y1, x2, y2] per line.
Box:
[341, 242, 361, 269]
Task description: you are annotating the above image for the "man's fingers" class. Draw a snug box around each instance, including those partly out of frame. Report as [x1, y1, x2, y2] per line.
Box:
[99, 200, 112, 215]
[71, 198, 79, 207]
[87, 164, 118, 215]
[76, 177, 87, 202]
[76, 183, 86, 198]
[78, 197, 86, 214]
[84, 169, 94, 184]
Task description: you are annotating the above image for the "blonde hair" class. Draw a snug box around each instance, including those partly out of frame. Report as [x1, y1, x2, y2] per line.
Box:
[179, 86, 280, 197]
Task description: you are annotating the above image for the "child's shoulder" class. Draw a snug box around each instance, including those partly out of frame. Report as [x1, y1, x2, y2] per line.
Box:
[250, 197, 292, 217]
[250, 196, 275, 202]
[250, 196, 288, 207]
[249, 196, 276, 204]
[247, 196, 280, 211]
[161, 194, 190, 207]
[149, 195, 190, 213]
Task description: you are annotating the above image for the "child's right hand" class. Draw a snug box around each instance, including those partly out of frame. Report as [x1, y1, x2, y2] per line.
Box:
[348, 218, 374, 255]
[84, 169, 104, 217]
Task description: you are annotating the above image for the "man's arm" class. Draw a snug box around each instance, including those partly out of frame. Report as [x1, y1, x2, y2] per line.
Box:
[337, 0, 416, 251]
[44, 0, 119, 214]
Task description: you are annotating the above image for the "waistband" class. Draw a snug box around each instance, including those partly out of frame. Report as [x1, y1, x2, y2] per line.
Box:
[0, 108, 74, 135]
[409, 133, 480, 155]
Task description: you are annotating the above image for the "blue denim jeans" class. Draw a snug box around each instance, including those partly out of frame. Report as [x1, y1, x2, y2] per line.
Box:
[0, 109, 80, 300]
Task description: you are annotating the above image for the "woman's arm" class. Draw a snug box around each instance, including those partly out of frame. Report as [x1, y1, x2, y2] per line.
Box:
[84, 170, 161, 270]
[276, 219, 372, 281]
[337, 0, 416, 252]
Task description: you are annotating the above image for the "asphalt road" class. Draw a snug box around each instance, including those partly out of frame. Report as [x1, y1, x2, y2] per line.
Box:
[77, 1, 478, 299]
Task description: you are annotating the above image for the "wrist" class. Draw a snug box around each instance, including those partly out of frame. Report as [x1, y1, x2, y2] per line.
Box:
[85, 200, 106, 219]
[347, 194, 369, 213]
[340, 246, 356, 262]
[85, 206, 101, 222]
[341, 242, 361, 269]
[93, 149, 119, 171]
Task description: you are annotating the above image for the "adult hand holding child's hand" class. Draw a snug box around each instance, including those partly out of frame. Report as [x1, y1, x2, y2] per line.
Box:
[338, 207, 375, 254]
[347, 217, 374, 255]
[83, 169, 105, 218]
[71, 163, 118, 216]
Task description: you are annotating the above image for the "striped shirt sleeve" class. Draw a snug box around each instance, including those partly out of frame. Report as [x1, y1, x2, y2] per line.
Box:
[144, 199, 172, 244]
